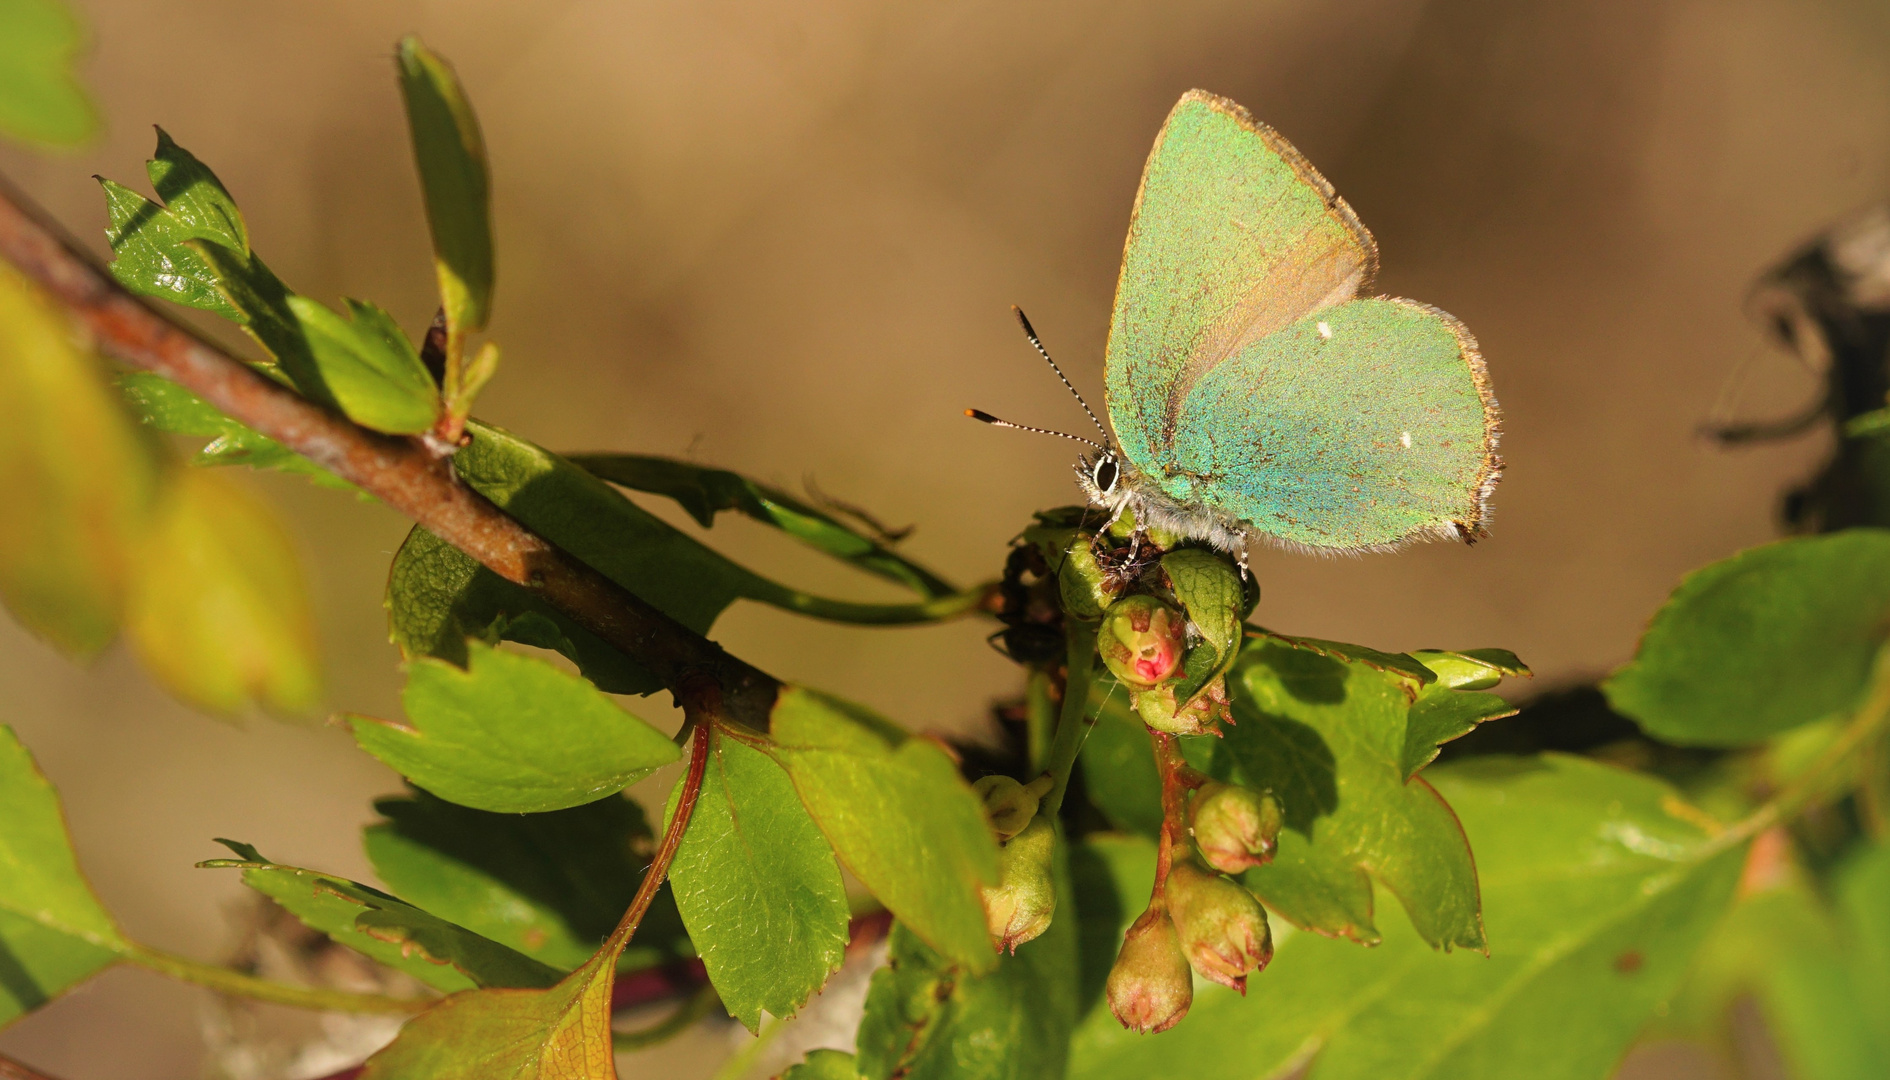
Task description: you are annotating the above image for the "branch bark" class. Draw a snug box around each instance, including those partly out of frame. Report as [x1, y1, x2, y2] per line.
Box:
[0, 180, 780, 728]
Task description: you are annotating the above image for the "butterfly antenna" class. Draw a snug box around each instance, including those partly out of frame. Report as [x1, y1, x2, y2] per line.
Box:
[1013, 306, 1111, 445]
[964, 409, 1108, 450]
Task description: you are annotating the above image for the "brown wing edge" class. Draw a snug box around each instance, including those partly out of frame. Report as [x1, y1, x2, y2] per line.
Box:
[1381, 297, 1504, 545]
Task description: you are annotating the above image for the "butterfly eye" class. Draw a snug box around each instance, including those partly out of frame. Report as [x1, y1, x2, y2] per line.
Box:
[1095, 458, 1119, 493]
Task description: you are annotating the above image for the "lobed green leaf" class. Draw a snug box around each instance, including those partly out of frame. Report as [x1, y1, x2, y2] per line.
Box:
[119, 372, 360, 493]
[663, 731, 849, 1031]
[284, 295, 441, 433]
[146, 129, 248, 254]
[0, 726, 128, 1026]
[766, 687, 1000, 971]
[1605, 530, 1890, 746]
[99, 177, 243, 320]
[349, 640, 679, 813]
[1068, 754, 1744, 1080]
[204, 840, 562, 993]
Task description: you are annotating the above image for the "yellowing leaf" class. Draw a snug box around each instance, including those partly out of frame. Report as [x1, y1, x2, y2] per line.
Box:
[0, 261, 156, 657]
[123, 468, 321, 715]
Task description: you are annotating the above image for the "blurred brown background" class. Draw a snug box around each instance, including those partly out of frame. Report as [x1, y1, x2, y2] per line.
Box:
[1, 0, 1884, 1076]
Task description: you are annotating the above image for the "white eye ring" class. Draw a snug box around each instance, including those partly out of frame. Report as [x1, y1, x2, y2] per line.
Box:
[1094, 457, 1120, 494]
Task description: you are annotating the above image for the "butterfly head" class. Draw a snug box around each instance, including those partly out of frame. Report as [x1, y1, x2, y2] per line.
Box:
[1075, 448, 1132, 511]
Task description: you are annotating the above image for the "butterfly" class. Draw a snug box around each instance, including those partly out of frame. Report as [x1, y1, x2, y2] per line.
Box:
[973, 90, 1502, 561]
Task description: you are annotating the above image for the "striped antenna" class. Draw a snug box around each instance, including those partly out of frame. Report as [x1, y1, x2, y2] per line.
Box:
[1013, 306, 1111, 444]
[964, 408, 1108, 450]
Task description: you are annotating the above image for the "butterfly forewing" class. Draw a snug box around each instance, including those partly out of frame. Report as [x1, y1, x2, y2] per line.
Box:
[1103, 90, 1377, 474]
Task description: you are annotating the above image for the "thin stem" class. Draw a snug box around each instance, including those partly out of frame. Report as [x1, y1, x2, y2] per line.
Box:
[608, 693, 716, 951]
[1040, 619, 1100, 817]
[1147, 730, 1196, 905]
[1025, 668, 1057, 773]
[123, 944, 429, 1014]
[0, 181, 780, 728]
[613, 982, 719, 1052]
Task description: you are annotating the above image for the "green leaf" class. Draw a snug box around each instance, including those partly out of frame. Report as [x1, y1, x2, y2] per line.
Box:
[349, 640, 679, 813]
[856, 906, 1078, 1080]
[397, 36, 493, 334]
[364, 788, 691, 974]
[0, 263, 157, 657]
[356, 933, 619, 1080]
[98, 178, 244, 320]
[1398, 650, 1526, 780]
[284, 296, 440, 434]
[203, 840, 562, 992]
[1605, 530, 1890, 746]
[146, 128, 248, 254]
[767, 686, 1000, 971]
[124, 468, 322, 715]
[0, 725, 128, 1026]
[0, 0, 98, 146]
[1068, 754, 1745, 1080]
[119, 372, 360, 493]
[1160, 548, 1243, 704]
[571, 453, 958, 599]
[385, 525, 658, 694]
[664, 731, 848, 1031]
[1223, 633, 1483, 950]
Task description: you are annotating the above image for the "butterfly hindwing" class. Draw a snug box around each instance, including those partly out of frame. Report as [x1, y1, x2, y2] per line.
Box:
[1168, 298, 1498, 551]
[1103, 91, 1377, 476]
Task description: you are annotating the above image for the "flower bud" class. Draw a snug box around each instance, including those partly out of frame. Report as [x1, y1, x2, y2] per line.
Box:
[1190, 781, 1282, 874]
[981, 816, 1056, 952]
[1058, 539, 1113, 620]
[1165, 860, 1272, 992]
[1105, 908, 1193, 1033]
[974, 774, 1042, 842]
[1099, 595, 1188, 689]
[1131, 674, 1230, 736]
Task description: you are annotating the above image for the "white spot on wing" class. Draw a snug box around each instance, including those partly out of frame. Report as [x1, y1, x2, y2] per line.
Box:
[1316, 321, 1332, 339]
[1400, 431, 1411, 448]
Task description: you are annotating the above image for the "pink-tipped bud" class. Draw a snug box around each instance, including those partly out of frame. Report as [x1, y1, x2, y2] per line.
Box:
[1099, 595, 1188, 689]
[981, 816, 1057, 952]
[1165, 860, 1272, 992]
[1190, 781, 1282, 874]
[1106, 908, 1193, 1033]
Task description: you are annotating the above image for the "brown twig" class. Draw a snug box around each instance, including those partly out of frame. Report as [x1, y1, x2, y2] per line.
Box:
[0, 181, 780, 728]
[0, 1056, 66, 1080]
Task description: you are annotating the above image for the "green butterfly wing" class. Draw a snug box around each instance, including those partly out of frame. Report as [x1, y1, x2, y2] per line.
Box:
[1103, 91, 1499, 552]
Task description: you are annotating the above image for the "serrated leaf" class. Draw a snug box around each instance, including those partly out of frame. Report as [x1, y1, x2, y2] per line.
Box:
[1068, 755, 1745, 1080]
[767, 687, 1000, 971]
[1160, 548, 1242, 704]
[1224, 634, 1482, 950]
[397, 37, 493, 334]
[99, 178, 243, 320]
[1399, 651, 1524, 780]
[1605, 530, 1890, 746]
[0, 725, 128, 1026]
[571, 453, 958, 599]
[124, 468, 322, 715]
[663, 731, 848, 1031]
[119, 372, 361, 493]
[855, 902, 1078, 1080]
[0, 263, 157, 657]
[356, 942, 618, 1080]
[204, 840, 562, 992]
[146, 129, 247, 254]
[349, 640, 679, 813]
[365, 789, 690, 974]
[0, 0, 98, 146]
[284, 295, 440, 434]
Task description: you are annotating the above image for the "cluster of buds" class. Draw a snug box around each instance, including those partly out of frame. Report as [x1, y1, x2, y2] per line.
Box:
[975, 775, 1058, 953]
[1105, 844, 1275, 1030]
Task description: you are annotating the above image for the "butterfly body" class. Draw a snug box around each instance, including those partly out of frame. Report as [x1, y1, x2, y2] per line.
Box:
[1073, 91, 1501, 558]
